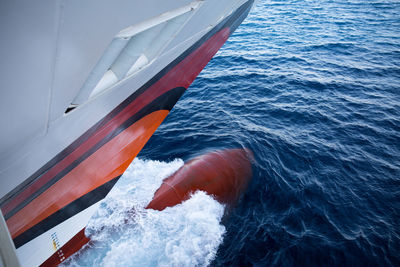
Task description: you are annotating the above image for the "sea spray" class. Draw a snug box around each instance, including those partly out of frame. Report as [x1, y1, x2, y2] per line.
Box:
[62, 158, 225, 266]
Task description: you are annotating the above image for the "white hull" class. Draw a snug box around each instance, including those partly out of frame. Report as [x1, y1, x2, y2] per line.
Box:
[0, 1, 254, 265]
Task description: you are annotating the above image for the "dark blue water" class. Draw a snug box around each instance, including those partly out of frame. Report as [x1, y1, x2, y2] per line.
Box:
[139, 0, 400, 266]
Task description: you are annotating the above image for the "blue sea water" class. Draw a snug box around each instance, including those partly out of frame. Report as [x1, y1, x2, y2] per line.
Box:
[141, 0, 400, 266]
[67, 0, 400, 266]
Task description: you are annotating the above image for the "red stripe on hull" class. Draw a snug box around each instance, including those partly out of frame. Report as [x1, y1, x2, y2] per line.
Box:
[40, 228, 89, 267]
[6, 27, 231, 240]
[9, 110, 169, 238]
[2, 28, 230, 218]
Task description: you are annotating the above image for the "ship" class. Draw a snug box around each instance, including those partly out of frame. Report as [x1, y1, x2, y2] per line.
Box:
[0, 0, 254, 266]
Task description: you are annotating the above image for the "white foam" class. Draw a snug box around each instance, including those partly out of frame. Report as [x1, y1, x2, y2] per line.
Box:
[62, 158, 226, 267]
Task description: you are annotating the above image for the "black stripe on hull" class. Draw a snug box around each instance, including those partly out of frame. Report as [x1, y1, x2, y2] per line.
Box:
[5, 87, 186, 221]
[13, 175, 121, 249]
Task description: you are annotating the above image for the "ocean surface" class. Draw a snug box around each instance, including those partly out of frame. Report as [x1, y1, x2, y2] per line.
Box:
[66, 0, 400, 266]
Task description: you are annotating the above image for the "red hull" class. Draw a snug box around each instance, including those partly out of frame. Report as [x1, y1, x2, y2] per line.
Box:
[146, 148, 253, 211]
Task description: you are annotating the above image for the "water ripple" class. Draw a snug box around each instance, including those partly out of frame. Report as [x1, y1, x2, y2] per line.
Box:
[137, 0, 400, 266]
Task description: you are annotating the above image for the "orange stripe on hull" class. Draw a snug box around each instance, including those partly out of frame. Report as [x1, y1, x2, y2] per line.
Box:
[8, 110, 169, 238]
